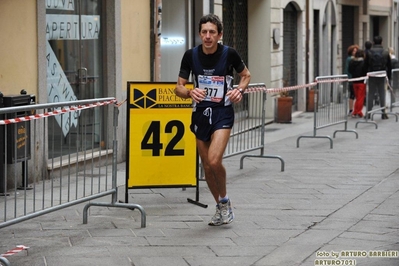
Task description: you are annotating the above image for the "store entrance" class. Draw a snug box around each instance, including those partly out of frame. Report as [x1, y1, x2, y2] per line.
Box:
[46, 0, 104, 158]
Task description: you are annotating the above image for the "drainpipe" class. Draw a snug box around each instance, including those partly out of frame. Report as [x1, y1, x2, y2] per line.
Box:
[305, 0, 311, 112]
[154, 0, 162, 81]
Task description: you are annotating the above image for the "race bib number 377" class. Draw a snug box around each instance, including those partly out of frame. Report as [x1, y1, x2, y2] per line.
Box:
[198, 75, 225, 102]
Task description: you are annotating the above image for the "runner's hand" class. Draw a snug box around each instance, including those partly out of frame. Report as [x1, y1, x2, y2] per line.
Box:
[226, 88, 243, 103]
[190, 88, 206, 103]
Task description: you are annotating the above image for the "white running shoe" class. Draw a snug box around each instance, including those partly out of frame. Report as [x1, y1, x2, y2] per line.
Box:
[208, 204, 223, 226]
[219, 199, 234, 224]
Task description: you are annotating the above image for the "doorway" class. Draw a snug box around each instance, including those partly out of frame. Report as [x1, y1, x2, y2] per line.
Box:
[341, 5, 355, 71]
[283, 2, 298, 110]
[46, 0, 104, 158]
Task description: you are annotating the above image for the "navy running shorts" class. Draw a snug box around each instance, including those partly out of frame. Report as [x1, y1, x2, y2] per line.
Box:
[190, 106, 234, 142]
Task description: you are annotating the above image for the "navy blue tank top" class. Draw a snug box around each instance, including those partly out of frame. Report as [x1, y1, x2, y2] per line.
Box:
[191, 45, 232, 109]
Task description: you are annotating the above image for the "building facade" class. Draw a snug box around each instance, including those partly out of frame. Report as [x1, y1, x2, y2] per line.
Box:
[0, 0, 397, 185]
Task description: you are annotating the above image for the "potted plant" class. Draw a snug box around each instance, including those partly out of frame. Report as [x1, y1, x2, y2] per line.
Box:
[274, 90, 293, 123]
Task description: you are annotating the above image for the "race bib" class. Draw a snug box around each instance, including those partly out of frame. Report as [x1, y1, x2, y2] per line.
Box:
[198, 75, 225, 102]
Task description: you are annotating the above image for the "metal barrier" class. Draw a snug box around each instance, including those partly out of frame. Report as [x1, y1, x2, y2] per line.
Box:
[197, 83, 285, 181]
[0, 98, 146, 232]
[355, 71, 398, 128]
[227, 84, 284, 171]
[389, 69, 399, 111]
[0, 256, 10, 266]
[297, 75, 358, 148]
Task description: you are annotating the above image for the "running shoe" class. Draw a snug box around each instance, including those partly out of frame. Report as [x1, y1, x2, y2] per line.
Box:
[208, 204, 223, 226]
[219, 199, 234, 224]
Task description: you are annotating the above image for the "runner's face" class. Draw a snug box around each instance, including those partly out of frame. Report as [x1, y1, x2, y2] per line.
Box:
[199, 22, 222, 52]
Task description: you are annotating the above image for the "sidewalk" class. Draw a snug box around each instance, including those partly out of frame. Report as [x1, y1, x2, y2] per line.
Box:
[1, 111, 399, 266]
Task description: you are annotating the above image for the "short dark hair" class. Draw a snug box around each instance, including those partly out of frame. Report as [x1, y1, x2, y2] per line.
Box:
[365, 41, 372, 49]
[373, 36, 383, 45]
[355, 49, 365, 58]
[198, 14, 223, 33]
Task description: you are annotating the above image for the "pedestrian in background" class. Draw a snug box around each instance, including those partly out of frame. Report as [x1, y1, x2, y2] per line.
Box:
[349, 49, 367, 118]
[344, 44, 359, 116]
[174, 14, 251, 226]
[365, 41, 372, 53]
[364, 36, 392, 119]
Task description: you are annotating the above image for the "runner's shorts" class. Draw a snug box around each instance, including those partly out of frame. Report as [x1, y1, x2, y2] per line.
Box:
[190, 106, 234, 142]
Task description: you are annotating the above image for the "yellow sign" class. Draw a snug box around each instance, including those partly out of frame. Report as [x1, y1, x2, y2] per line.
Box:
[127, 82, 196, 188]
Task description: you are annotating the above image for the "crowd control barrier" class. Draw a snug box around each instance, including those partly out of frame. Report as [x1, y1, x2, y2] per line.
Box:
[0, 97, 146, 232]
[355, 71, 398, 128]
[0, 256, 10, 266]
[196, 84, 284, 175]
[297, 75, 358, 148]
[389, 69, 399, 112]
[227, 84, 284, 171]
[191, 83, 285, 208]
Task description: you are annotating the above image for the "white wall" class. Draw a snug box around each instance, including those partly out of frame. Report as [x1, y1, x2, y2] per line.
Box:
[248, 0, 273, 117]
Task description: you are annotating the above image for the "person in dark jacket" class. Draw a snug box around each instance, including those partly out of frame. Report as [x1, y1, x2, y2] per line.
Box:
[364, 41, 372, 53]
[344, 44, 359, 116]
[349, 49, 367, 118]
[364, 36, 391, 119]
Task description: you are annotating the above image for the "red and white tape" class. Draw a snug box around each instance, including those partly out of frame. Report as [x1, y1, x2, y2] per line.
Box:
[245, 82, 317, 94]
[266, 82, 317, 94]
[246, 73, 392, 95]
[1, 245, 29, 257]
[246, 85, 271, 93]
[0, 99, 116, 125]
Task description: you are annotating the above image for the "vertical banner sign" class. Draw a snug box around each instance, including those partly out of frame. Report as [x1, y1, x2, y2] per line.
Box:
[46, 41, 79, 136]
[127, 82, 196, 188]
[45, 6, 101, 137]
